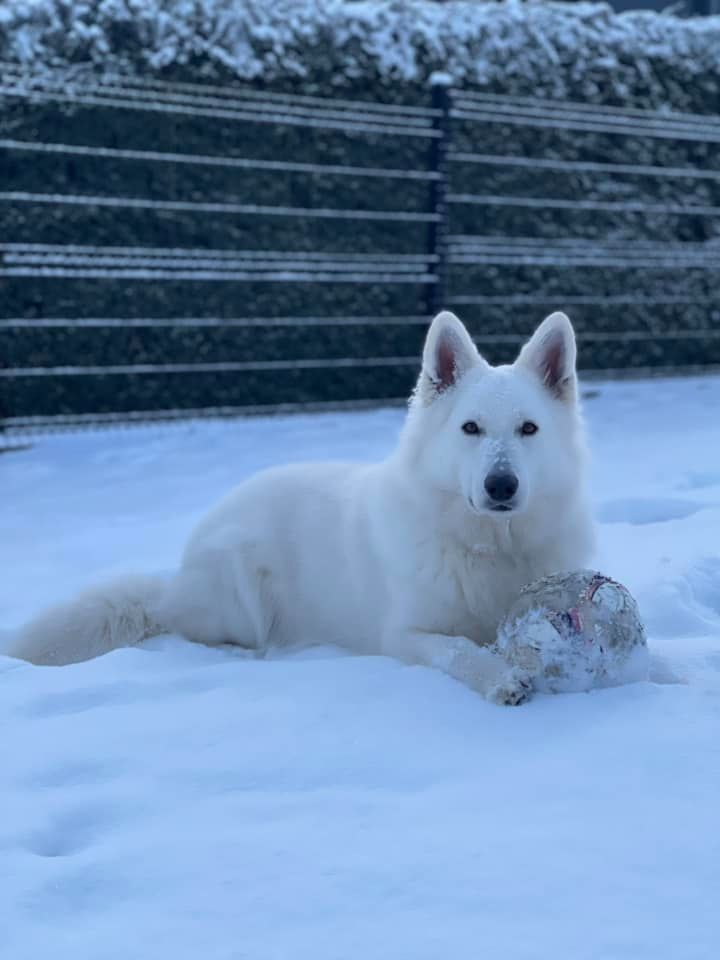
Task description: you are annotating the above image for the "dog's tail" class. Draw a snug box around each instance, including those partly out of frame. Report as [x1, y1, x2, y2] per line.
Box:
[4, 573, 169, 666]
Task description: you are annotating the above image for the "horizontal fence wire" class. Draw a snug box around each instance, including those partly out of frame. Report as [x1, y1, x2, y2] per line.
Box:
[0, 67, 439, 137]
[1, 398, 412, 434]
[448, 295, 720, 307]
[6, 329, 720, 380]
[449, 151, 720, 182]
[454, 89, 719, 127]
[0, 271, 435, 283]
[0, 191, 439, 222]
[451, 90, 720, 142]
[1, 244, 437, 263]
[0, 244, 437, 283]
[447, 193, 720, 218]
[0, 68, 438, 120]
[0, 87, 438, 137]
[447, 236, 720, 268]
[0, 139, 441, 181]
[1, 356, 422, 378]
[3, 71, 720, 428]
[1, 269, 435, 282]
[0, 61, 439, 119]
[9, 365, 720, 435]
[0, 315, 432, 329]
[450, 109, 720, 143]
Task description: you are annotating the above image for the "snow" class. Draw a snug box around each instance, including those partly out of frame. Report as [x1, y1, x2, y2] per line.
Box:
[3, 1, 720, 110]
[2, 375, 720, 959]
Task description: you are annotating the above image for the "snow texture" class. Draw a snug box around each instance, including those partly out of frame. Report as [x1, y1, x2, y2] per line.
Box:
[2, 375, 720, 958]
[3, 1, 720, 109]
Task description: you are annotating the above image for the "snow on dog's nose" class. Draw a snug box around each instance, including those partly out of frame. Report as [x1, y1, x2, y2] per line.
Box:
[484, 471, 519, 510]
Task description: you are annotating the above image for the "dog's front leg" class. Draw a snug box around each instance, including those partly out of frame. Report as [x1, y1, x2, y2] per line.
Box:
[383, 629, 532, 706]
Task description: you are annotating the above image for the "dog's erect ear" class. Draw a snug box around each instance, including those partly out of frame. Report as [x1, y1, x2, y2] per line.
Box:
[517, 312, 577, 403]
[419, 311, 483, 401]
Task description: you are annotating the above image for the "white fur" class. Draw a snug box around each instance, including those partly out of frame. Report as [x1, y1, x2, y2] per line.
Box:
[8, 311, 595, 704]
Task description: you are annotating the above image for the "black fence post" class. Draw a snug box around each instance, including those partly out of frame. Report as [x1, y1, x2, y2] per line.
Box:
[427, 72, 452, 317]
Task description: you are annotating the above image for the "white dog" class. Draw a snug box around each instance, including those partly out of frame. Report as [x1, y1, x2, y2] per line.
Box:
[8, 310, 595, 704]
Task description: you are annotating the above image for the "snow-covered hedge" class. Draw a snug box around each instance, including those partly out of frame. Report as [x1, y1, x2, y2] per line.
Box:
[3, 0, 720, 110]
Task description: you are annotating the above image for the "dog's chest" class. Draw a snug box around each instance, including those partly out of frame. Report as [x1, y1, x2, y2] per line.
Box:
[435, 542, 540, 642]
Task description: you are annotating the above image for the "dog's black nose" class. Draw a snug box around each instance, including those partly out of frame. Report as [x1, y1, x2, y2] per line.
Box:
[484, 472, 519, 503]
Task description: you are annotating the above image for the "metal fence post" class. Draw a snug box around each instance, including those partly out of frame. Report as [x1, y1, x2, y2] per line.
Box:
[427, 72, 452, 317]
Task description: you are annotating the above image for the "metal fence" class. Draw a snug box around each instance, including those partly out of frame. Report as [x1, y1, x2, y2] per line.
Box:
[2, 64, 720, 431]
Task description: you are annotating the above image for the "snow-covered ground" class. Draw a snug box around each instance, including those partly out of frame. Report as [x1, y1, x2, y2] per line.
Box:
[2, 376, 719, 960]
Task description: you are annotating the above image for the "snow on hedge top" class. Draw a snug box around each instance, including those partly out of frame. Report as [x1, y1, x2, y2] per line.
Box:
[3, 0, 720, 108]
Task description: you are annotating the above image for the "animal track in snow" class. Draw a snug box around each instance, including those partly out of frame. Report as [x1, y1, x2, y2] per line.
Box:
[24, 672, 224, 720]
[686, 557, 720, 618]
[704, 652, 720, 673]
[677, 470, 720, 492]
[597, 497, 705, 526]
[24, 805, 109, 858]
[23, 682, 137, 718]
[22, 759, 115, 791]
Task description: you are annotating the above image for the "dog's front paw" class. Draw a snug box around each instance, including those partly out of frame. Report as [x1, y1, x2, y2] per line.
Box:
[488, 671, 534, 707]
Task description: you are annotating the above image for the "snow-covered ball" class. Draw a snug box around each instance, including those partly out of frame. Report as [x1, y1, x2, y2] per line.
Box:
[495, 571, 648, 694]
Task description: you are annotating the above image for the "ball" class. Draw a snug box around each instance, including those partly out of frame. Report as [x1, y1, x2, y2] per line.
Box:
[495, 570, 648, 694]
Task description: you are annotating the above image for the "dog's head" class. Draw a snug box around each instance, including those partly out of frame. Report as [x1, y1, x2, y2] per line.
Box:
[404, 310, 587, 519]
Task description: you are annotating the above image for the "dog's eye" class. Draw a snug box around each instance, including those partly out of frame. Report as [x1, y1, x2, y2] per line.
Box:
[520, 421, 539, 436]
[462, 421, 483, 436]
